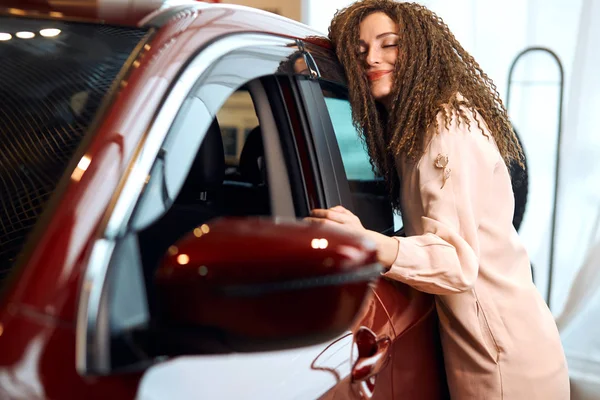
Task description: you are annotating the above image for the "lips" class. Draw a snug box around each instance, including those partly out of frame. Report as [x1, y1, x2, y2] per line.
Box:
[366, 70, 392, 81]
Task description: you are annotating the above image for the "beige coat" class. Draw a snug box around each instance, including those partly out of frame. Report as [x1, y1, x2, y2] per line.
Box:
[384, 105, 570, 399]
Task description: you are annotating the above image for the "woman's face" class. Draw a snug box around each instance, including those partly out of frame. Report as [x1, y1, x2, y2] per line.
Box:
[358, 12, 400, 106]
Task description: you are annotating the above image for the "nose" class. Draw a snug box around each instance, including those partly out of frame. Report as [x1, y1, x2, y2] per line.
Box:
[365, 46, 382, 67]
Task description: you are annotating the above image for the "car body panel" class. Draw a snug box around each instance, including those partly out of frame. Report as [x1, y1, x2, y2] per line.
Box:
[0, 310, 142, 399]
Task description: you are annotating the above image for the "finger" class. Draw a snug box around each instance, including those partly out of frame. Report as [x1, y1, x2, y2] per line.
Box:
[304, 217, 340, 227]
[310, 209, 331, 218]
[309, 208, 328, 215]
[331, 206, 363, 226]
[311, 207, 351, 218]
[310, 209, 349, 224]
[331, 205, 353, 215]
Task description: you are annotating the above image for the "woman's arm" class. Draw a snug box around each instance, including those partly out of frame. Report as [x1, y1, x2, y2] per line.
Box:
[307, 206, 400, 268]
[307, 108, 501, 295]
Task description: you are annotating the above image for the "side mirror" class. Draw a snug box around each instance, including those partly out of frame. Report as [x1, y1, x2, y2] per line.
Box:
[153, 217, 382, 355]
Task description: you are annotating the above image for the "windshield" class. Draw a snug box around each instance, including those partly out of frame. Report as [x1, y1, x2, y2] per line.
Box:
[0, 16, 149, 284]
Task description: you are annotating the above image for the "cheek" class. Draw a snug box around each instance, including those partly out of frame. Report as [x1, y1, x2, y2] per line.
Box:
[387, 49, 399, 66]
[382, 75, 394, 93]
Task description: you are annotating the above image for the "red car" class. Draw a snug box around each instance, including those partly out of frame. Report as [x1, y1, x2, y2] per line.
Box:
[0, 1, 463, 398]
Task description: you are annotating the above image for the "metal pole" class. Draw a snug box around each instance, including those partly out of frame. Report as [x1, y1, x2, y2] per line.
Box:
[506, 47, 564, 309]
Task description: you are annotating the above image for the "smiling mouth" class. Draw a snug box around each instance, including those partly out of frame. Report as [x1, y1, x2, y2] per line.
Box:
[367, 70, 392, 81]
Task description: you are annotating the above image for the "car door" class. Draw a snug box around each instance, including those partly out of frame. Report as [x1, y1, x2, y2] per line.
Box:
[75, 31, 375, 400]
[293, 41, 450, 399]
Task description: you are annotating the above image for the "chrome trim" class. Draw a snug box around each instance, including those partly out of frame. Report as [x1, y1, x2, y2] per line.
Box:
[139, 3, 195, 28]
[76, 238, 115, 374]
[76, 32, 296, 375]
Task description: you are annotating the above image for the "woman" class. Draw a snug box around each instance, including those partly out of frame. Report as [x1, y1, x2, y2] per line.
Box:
[308, 1, 570, 398]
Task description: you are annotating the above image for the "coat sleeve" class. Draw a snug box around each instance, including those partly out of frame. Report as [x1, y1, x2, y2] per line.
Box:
[383, 109, 501, 295]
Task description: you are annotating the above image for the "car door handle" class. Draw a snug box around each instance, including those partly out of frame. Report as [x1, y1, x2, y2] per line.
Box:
[351, 327, 392, 384]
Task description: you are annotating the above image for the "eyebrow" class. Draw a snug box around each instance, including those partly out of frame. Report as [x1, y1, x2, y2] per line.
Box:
[359, 32, 399, 45]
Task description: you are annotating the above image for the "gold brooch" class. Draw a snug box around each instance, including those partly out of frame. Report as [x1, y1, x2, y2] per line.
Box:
[434, 154, 449, 169]
[434, 154, 451, 188]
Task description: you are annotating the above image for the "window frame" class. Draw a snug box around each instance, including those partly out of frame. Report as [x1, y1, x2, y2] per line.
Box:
[262, 75, 312, 217]
[293, 77, 352, 211]
[247, 78, 296, 218]
[76, 32, 305, 376]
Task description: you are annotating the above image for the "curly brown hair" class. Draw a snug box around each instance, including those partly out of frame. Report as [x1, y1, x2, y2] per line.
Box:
[328, 0, 523, 210]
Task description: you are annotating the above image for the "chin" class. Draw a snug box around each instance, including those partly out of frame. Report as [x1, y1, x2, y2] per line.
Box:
[370, 83, 392, 103]
[373, 92, 391, 102]
[371, 88, 392, 103]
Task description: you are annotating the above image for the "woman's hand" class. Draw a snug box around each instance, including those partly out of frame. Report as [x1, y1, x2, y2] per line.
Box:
[305, 205, 399, 270]
[305, 205, 366, 236]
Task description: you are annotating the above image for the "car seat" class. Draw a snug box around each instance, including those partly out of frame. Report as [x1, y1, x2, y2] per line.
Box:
[222, 125, 270, 216]
[139, 117, 225, 270]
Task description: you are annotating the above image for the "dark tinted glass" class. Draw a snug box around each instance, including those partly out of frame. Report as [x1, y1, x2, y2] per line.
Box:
[0, 17, 148, 282]
[319, 81, 395, 234]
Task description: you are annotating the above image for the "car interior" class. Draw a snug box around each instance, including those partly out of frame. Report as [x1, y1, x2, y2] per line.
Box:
[137, 86, 271, 274]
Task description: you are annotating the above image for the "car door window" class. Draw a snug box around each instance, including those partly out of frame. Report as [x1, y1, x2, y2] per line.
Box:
[322, 96, 375, 181]
[129, 45, 300, 233]
[318, 82, 397, 234]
